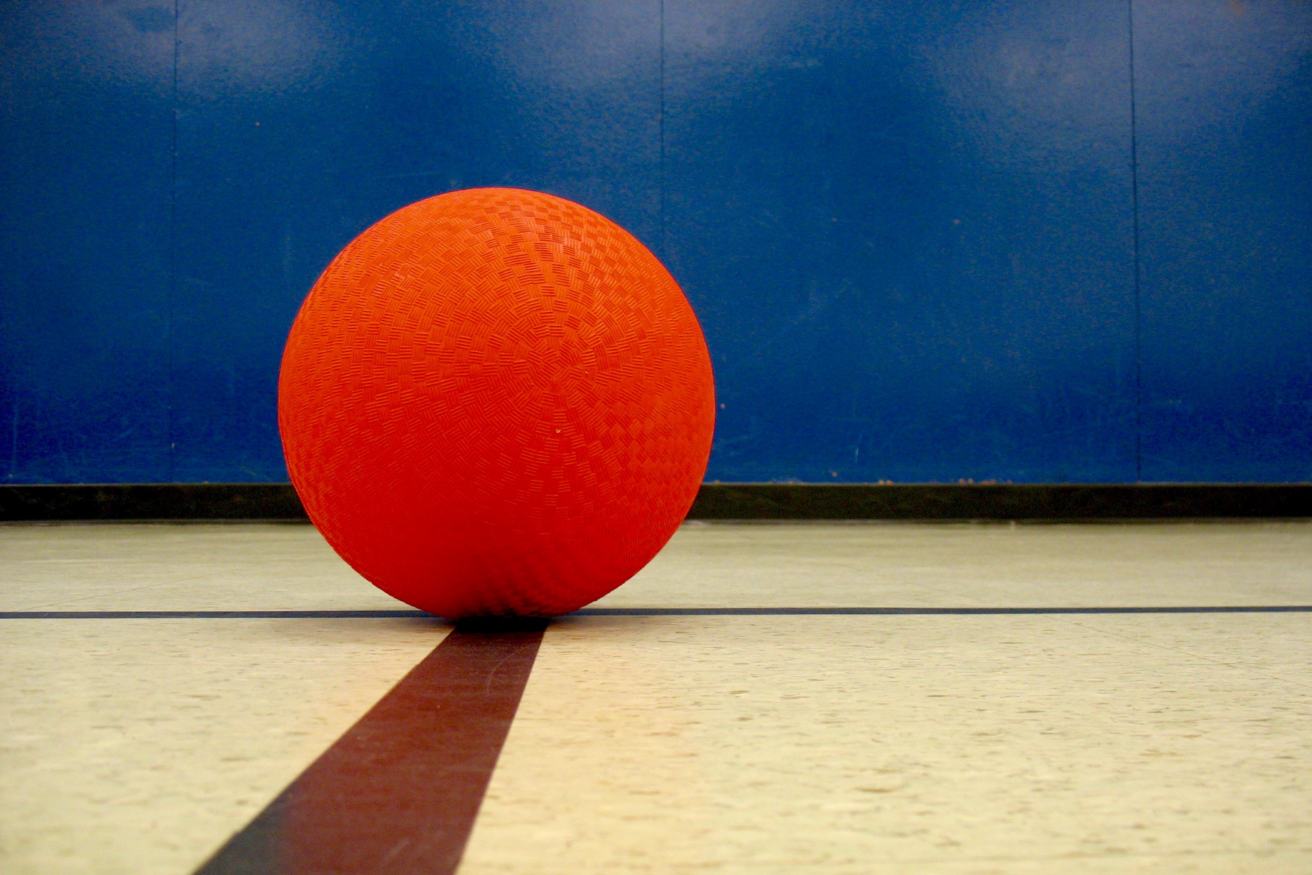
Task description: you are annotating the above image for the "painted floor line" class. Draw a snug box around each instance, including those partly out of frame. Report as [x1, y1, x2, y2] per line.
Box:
[193, 621, 547, 875]
[2, 606, 1311, 619]
[576, 605, 1312, 616]
[0, 609, 432, 619]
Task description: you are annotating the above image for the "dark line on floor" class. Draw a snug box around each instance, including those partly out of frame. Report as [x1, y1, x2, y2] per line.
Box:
[0, 609, 433, 619]
[575, 606, 1312, 616]
[193, 620, 547, 875]
[3, 606, 1310, 619]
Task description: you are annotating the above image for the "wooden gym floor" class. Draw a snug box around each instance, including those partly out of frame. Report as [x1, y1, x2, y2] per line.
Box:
[2, 520, 1311, 873]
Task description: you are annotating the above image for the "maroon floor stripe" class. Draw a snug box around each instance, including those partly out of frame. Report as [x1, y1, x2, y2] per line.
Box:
[193, 620, 547, 875]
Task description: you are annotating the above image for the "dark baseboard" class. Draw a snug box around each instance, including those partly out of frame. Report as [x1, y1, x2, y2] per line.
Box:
[0, 484, 306, 522]
[688, 483, 1312, 520]
[2, 482, 1310, 522]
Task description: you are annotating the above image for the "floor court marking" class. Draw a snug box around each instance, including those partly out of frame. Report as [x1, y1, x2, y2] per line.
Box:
[15, 606, 1310, 872]
[2, 606, 1310, 619]
[192, 620, 547, 875]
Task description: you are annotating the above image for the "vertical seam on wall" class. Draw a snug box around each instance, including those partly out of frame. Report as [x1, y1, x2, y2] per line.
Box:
[8, 401, 15, 480]
[659, 0, 666, 262]
[168, 0, 180, 481]
[1128, 0, 1143, 482]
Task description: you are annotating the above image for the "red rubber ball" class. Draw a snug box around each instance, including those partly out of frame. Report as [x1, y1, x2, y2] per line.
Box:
[278, 188, 715, 618]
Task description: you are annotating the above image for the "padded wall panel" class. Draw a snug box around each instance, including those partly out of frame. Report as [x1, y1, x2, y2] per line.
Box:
[1136, 0, 1312, 482]
[0, 1, 173, 483]
[666, 0, 1139, 483]
[170, 0, 662, 480]
[4, 0, 1309, 485]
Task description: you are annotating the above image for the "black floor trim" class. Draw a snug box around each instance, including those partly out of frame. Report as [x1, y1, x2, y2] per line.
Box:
[0, 483, 306, 521]
[1, 482, 1310, 522]
[688, 483, 1312, 520]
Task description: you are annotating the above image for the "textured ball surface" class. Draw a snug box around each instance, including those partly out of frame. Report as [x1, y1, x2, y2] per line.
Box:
[278, 188, 715, 618]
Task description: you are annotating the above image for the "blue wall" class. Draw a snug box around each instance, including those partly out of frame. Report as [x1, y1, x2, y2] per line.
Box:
[2, 0, 1309, 484]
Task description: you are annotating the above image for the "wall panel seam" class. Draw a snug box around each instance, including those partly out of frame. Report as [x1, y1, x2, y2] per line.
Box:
[1128, 0, 1143, 483]
[168, 0, 181, 481]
